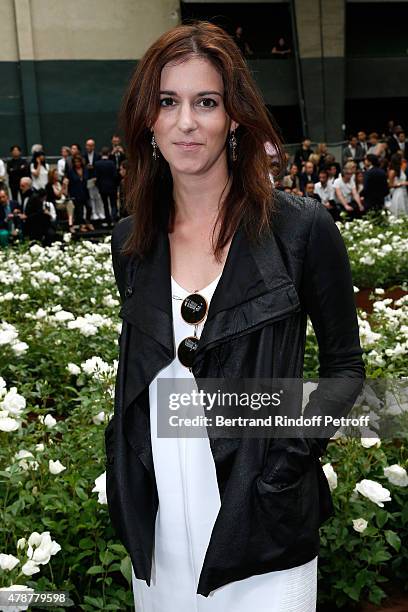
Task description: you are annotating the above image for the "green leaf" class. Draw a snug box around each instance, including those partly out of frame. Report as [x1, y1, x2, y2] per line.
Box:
[384, 530, 401, 552]
[79, 537, 94, 549]
[371, 549, 392, 564]
[375, 510, 388, 529]
[120, 555, 132, 584]
[86, 565, 105, 575]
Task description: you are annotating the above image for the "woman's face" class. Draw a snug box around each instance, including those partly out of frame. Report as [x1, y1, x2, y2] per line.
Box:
[152, 56, 238, 178]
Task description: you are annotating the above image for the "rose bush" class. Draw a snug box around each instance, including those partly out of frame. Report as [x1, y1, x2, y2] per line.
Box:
[0, 218, 407, 610]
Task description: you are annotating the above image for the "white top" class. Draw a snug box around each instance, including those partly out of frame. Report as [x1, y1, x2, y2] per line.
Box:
[30, 163, 49, 190]
[131, 273, 318, 611]
[333, 175, 356, 203]
[314, 181, 334, 204]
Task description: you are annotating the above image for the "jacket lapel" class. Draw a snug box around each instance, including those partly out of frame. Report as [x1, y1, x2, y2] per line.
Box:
[118, 216, 301, 413]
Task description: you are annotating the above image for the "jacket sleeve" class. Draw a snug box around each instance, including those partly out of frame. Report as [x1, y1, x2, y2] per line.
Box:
[301, 200, 366, 457]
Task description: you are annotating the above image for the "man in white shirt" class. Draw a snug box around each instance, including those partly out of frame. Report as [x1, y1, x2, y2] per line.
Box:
[333, 168, 365, 219]
[314, 170, 338, 220]
[84, 139, 104, 220]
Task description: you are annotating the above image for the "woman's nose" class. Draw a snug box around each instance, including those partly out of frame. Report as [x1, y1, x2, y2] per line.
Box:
[177, 101, 197, 131]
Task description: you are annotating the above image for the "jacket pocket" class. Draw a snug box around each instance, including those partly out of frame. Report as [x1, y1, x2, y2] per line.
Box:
[255, 470, 304, 530]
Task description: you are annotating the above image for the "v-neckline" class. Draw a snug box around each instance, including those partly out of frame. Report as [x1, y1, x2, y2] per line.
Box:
[171, 272, 222, 295]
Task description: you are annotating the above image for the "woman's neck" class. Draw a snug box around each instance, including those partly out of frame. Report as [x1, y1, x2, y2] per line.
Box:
[171, 162, 232, 227]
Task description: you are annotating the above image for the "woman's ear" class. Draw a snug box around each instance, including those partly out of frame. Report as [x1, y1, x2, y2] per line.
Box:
[231, 120, 239, 132]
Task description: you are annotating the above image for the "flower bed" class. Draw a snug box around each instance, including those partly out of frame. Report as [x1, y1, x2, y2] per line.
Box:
[0, 228, 407, 610]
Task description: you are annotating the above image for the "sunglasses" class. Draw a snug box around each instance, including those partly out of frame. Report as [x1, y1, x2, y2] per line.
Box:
[173, 291, 209, 369]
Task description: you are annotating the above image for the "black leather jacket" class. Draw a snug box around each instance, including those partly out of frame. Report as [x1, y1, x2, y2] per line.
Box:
[105, 191, 365, 597]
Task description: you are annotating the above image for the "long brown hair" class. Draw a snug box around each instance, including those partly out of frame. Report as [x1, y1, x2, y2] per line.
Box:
[119, 20, 286, 261]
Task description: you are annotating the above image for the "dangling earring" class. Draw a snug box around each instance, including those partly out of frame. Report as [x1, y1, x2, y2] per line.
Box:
[151, 133, 158, 160]
[229, 129, 237, 162]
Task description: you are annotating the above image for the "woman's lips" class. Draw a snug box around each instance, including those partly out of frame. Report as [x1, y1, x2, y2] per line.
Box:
[174, 143, 203, 151]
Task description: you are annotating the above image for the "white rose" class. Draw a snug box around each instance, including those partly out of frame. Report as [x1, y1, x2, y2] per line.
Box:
[21, 559, 40, 576]
[92, 472, 107, 505]
[48, 460, 66, 475]
[361, 435, 381, 448]
[67, 363, 81, 376]
[352, 518, 368, 533]
[322, 463, 338, 491]
[0, 553, 20, 571]
[1, 388, 26, 415]
[16, 538, 26, 551]
[92, 411, 105, 425]
[354, 479, 391, 507]
[43, 414, 57, 428]
[0, 416, 20, 432]
[383, 464, 408, 487]
[12, 342, 29, 356]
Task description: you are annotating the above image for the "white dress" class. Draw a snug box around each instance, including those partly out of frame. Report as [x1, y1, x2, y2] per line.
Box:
[131, 274, 318, 612]
[386, 170, 408, 216]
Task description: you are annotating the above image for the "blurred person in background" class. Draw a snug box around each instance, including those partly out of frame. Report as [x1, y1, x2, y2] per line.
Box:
[315, 143, 329, 172]
[395, 130, 408, 158]
[283, 163, 302, 194]
[333, 167, 364, 219]
[6, 145, 30, 201]
[270, 36, 291, 58]
[299, 160, 318, 193]
[386, 153, 408, 216]
[24, 188, 56, 246]
[20, 177, 35, 217]
[232, 25, 253, 57]
[355, 170, 365, 196]
[294, 137, 314, 171]
[313, 169, 338, 220]
[45, 168, 75, 232]
[95, 146, 118, 226]
[342, 135, 364, 166]
[387, 124, 404, 157]
[84, 138, 104, 220]
[57, 146, 71, 180]
[0, 188, 23, 247]
[360, 154, 389, 213]
[66, 154, 94, 232]
[30, 151, 49, 190]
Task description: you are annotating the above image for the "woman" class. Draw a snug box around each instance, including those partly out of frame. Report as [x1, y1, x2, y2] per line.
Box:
[45, 168, 75, 232]
[386, 154, 408, 216]
[107, 21, 365, 611]
[30, 151, 49, 190]
[66, 155, 94, 232]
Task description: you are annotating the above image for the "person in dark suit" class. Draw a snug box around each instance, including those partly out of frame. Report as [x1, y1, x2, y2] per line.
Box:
[95, 147, 118, 225]
[6, 145, 30, 201]
[387, 125, 404, 158]
[294, 138, 314, 171]
[396, 131, 408, 159]
[360, 154, 389, 212]
[342, 136, 365, 166]
[109, 135, 126, 176]
[299, 160, 318, 193]
[66, 155, 93, 232]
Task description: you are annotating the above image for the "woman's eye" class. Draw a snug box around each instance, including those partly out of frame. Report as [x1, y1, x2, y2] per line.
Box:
[159, 98, 174, 107]
[197, 98, 217, 108]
